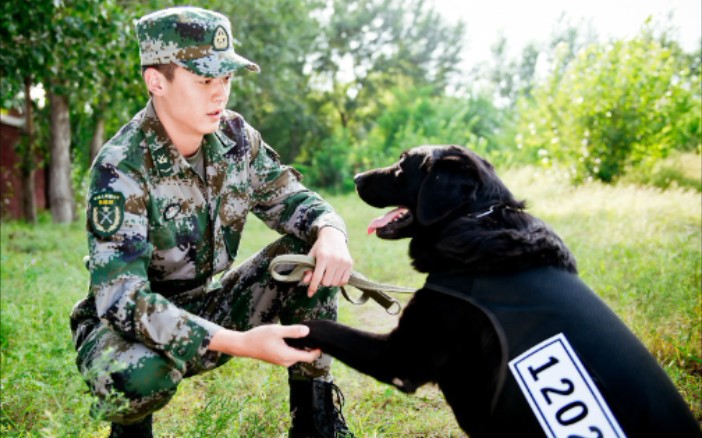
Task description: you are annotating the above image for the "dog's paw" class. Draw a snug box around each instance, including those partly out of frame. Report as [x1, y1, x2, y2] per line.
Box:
[284, 337, 311, 350]
[391, 377, 419, 394]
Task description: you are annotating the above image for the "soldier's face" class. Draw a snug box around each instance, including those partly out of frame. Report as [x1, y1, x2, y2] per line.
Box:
[154, 66, 232, 138]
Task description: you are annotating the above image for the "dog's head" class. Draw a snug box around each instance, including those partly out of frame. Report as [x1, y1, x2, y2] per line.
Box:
[355, 145, 519, 239]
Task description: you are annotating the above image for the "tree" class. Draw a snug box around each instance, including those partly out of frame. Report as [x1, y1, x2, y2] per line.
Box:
[1, 0, 144, 222]
[474, 15, 597, 109]
[0, 1, 56, 222]
[298, 84, 506, 191]
[293, 0, 466, 187]
[360, 85, 504, 167]
[310, 0, 465, 132]
[48, 1, 148, 221]
[215, 0, 326, 163]
[517, 29, 700, 183]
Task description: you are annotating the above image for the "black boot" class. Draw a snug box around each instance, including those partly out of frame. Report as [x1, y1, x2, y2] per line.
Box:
[289, 379, 354, 438]
[109, 414, 153, 438]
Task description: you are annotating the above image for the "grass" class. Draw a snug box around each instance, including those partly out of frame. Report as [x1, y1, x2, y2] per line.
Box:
[620, 151, 702, 192]
[1, 166, 700, 437]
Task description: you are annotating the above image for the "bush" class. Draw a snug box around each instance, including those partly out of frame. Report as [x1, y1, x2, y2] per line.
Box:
[297, 86, 509, 191]
[355, 86, 506, 170]
[294, 127, 356, 193]
[517, 31, 701, 183]
[620, 150, 702, 191]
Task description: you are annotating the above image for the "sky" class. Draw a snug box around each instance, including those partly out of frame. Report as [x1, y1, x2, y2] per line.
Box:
[431, 0, 701, 67]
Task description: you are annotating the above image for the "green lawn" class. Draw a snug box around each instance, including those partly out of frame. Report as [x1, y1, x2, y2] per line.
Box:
[1, 167, 700, 436]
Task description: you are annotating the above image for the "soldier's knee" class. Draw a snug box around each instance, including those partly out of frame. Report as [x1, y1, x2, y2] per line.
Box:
[89, 353, 181, 423]
[113, 353, 182, 397]
[80, 334, 183, 423]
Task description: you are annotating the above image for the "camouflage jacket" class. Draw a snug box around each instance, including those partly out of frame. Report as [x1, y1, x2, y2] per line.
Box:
[73, 100, 346, 371]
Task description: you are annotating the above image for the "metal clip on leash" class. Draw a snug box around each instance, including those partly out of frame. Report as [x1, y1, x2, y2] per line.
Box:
[269, 254, 414, 315]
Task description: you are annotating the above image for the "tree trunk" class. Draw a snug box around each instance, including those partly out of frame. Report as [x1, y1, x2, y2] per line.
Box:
[48, 92, 75, 223]
[287, 124, 301, 163]
[20, 166, 37, 223]
[21, 76, 37, 223]
[89, 115, 105, 164]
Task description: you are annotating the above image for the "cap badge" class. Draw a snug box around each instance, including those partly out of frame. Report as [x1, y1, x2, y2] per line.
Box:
[213, 26, 229, 51]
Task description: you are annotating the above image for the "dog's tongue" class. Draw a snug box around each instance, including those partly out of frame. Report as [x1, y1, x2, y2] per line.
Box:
[367, 207, 408, 235]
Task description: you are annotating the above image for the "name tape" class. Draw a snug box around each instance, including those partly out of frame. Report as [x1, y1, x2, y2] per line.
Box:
[508, 333, 626, 438]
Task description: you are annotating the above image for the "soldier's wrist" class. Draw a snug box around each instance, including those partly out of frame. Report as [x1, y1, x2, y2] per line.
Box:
[209, 328, 241, 355]
[318, 225, 348, 243]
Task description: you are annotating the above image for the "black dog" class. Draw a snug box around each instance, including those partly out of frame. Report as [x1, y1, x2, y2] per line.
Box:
[288, 145, 700, 437]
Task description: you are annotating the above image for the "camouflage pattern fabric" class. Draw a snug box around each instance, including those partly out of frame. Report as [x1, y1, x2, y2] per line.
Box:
[136, 6, 260, 77]
[75, 236, 337, 423]
[70, 100, 346, 423]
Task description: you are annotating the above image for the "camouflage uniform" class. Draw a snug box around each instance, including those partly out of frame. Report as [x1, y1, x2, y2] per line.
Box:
[69, 7, 347, 426]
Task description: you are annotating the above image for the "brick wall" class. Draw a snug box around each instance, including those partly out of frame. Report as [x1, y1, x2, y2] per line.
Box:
[0, 116, 47, 220]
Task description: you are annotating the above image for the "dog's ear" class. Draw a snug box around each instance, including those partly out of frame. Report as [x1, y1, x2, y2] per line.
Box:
[416, 154, 482, 225]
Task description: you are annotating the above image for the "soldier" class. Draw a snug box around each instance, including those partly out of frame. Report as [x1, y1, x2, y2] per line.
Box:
[69, 6, 355, 438]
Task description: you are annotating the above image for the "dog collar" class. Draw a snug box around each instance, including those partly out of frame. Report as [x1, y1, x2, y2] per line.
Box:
[467, 205, 497, 219]
[466, 204, 521, 219]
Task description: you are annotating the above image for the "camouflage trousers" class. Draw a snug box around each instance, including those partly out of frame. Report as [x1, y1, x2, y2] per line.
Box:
[72, 235, 339, 424]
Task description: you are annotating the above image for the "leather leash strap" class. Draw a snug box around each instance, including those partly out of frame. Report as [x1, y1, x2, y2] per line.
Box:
[269, 254, 414, 315]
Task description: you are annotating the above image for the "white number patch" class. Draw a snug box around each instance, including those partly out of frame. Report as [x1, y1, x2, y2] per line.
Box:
[509, 333, 626, 438]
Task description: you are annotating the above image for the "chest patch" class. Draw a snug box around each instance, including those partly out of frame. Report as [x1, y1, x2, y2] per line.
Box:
[163, 203, 181, 221]
[89, 192, 125, 238]
[509, 333, 625, 438]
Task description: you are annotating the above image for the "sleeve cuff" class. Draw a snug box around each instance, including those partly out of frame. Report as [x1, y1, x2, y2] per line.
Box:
[163, 315, 223, 371]
[312, 213, 348, 242]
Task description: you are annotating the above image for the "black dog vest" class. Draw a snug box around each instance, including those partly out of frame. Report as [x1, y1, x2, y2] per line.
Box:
[426, 267, 700, 437]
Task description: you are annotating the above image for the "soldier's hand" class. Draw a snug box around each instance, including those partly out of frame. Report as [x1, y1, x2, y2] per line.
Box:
[209, 325, 321, 367]
[304, 227, 353, 297]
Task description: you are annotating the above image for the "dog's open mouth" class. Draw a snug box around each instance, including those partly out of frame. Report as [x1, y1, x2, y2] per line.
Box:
[367, 207, 413, 238]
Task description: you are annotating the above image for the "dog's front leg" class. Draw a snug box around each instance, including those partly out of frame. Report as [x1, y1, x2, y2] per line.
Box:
[286, 320, 413, 391]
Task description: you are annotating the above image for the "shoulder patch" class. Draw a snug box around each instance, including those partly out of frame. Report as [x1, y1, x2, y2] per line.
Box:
[89, 192, 125, 238]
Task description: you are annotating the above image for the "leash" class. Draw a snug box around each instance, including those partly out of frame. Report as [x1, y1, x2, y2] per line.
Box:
[269, 254, 415, 315]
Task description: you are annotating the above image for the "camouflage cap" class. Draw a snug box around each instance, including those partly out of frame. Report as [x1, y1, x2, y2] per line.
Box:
[135, 7, 260, 78]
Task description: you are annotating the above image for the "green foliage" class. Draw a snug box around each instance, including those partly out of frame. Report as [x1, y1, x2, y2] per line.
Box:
[289, 0, 467, 191]
[218, 0, 326, 163]
[295, 126, 356, 192]
[1, 0, 142, 107]
[305, 0, 465, 132]
[619, 150, 702, 192]
[0, 0, 54, 107]
[2, 1, 701, 207]
[295, 85, 508, 191]
[367, 86, 453, 163]
[517, 31, 701, 183]
[359, 86, 500, 166]
[1, 0, 149, 222]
